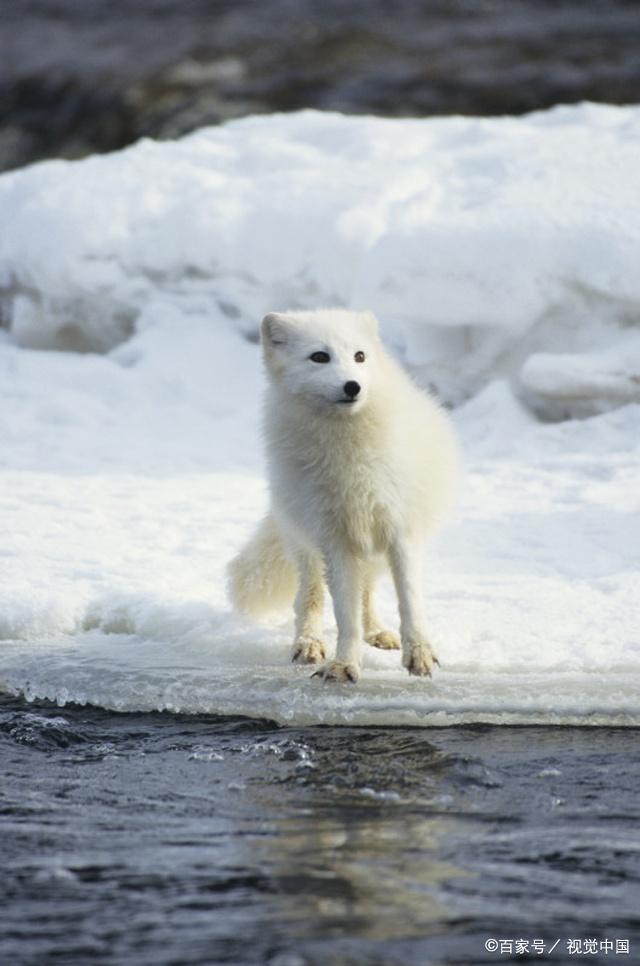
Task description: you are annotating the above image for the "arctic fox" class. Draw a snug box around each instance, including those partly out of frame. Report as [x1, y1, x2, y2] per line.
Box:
[227, 308, 458, 683]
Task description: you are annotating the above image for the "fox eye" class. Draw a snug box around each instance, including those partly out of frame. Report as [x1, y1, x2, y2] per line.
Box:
[309, 351, 330, 363]
[355, 351, 365, 363]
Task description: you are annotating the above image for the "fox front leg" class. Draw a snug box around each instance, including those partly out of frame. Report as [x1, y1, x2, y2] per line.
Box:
[313, 549, 363, 684]
[388, 539, 439, 677]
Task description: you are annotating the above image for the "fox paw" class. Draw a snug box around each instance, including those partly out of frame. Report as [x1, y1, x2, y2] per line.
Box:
[403, 642, 439, 677]
[312, 660, 359, 684]
[366, 629, 400, 650]
[292, 637, 326, 665]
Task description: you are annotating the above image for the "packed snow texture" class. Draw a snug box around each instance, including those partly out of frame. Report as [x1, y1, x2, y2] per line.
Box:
[0, 106, 639, 726]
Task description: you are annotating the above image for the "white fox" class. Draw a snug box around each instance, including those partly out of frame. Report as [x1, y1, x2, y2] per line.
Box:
[227, 309, 458, 683]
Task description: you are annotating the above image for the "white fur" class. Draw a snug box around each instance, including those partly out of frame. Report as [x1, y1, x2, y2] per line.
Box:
[227, 308, 459, 683]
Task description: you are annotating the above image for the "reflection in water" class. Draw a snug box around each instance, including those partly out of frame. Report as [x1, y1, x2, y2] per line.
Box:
[253, 812, 464, 940]
[234, 731, 469, 941]
[1, 700, 638, 965]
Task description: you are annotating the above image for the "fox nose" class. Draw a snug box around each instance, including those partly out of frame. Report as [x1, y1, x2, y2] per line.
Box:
[343, 381, 361, 398]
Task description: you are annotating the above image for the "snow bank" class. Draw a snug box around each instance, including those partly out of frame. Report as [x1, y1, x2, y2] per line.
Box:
[0, 106, 639, 726]
[1, 104, 640, 414]
[0, 364, 638, 726]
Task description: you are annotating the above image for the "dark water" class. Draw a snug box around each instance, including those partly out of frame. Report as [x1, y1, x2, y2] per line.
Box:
[1, 695, 639, 965]
[2, 0, 640, 171]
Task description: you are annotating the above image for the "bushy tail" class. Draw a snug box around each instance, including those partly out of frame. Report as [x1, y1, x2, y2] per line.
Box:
[226, 514, 297, 619]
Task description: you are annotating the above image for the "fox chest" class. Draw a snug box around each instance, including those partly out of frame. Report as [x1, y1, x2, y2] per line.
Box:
[282, 450, 399, 553]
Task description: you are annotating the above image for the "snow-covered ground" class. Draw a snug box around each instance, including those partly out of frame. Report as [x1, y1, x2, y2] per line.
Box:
[0, 106, 638, 725]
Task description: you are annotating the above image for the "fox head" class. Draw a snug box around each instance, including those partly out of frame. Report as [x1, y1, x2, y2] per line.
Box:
[261, 309, 382, 414]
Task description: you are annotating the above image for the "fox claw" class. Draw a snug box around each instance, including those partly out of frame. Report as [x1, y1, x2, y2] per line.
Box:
[312, 660, 359, 684]
[365, 630, 401, 650]
[403, 642, 438, 677]
[292, 637, 326, 665]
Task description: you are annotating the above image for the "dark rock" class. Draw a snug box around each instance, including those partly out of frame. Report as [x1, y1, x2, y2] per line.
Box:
[1, 0, 640, 171]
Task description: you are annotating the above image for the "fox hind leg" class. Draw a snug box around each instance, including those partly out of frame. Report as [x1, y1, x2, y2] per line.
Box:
[291, 553, 326, 665]
[363, 567, 400, 651]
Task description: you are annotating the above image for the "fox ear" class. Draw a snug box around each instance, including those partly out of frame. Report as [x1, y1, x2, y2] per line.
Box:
[261, 312, 295, 347]
[361, 310, 379, 335]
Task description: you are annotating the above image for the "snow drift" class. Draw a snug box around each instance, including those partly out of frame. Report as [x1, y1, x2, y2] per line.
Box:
[1, 104, 640, 414]
[0, 106, 639, 726]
